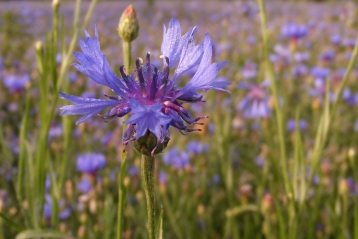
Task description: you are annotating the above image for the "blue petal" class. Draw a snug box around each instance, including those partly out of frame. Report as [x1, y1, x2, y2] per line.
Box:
[125, 99, 172, 139]
[161, 18, 182, 67]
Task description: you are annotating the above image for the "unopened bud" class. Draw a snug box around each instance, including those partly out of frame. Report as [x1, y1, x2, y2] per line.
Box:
[197, 204, 205, 216]
[77, 225, 86, 239]
[261, 194, 275, 215]
[118, 5, 139, 42]
[339, 178, 349, 196]
[52, 0, 60, 9]
[133, 131, 169, 156]
[35, 41, 42, 51]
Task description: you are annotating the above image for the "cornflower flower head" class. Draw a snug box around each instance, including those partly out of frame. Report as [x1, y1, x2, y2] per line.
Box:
[281, 22, 308, 41]
[238, 81, 271, 119]
[76, 153, 106, 174]
[162, 147, 190, 169]
[331, 34, 341, 45]
[319, 50, 335, 62]
[287, 119, 308, 132]
[311, 67, 330, 81]
[60, 18, 230, 156]
[77, 178, 92, 194]
[292, 64, 308, 79]
[3, 74, 30, 94]
[187, 141, 209, 154]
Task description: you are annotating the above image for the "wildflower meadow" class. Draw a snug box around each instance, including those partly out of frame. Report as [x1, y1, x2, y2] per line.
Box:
[1, 0, 358, 238]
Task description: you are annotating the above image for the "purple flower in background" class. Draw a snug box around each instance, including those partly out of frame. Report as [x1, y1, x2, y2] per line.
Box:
[292, 64, 308, 79]
[341, 88, 357, 106]
[331, 34, 341, 45]
[311, 67, 330, 80]
[287, 119, 308, 132]
[76, 153, 106, 174]
[3, 74, 30, 93]
[294, 52, 310, 63]
[319, 50, 335, 62]
[77, 178, 92, 193]
[129, 166, 139, 176]
[162, 147, 190, 169]
[159, 171, 167, 184]
[238, 81, 271, 119]
[187, 141, 209, 154]
[281, 23, 308, 40]
[59, 19, 230, 153]
[44, 195, 71, 220]
[241, 61, 257, 79]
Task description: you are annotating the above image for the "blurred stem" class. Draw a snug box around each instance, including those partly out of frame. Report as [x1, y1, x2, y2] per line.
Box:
[116, 153, 127, 239]
[141, 154, 156, 239]
[122, 41, 131, 73]
[257, 0, 293, 204]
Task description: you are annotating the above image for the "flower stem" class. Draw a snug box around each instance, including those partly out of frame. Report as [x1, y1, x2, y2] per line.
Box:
[116, 152, 127, 239]
[141, 154, 156, 239]
[122, 41, 132, 73]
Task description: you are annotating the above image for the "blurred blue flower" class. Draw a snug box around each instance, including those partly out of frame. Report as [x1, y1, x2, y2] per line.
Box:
[241, 61, 257, 79]
[238, 81, 271, 119]
[60, 19, 230, 151]
[187, 141, 209, 154]
[294, 52, 310, 63]
[44, 195, 71, 220]
[213, 174, 220, 184]
[76, 153, 106, 174]
[341, 88, 357, 106]
[287, 119, 308, 132]
[311, 67, 330, 80]
[129, 166, 139, 176]
[281, 23, 308, 40]
[77, 178, 92, 193]
[319, 50, 335, 62]
[292, 64, 308, 79]
[159, 171, 167, 184]
[331, 34, 341, 45]
[3, 74, 30, 93]
[343, 38, 356, 48]
[162, 147, 190, 169]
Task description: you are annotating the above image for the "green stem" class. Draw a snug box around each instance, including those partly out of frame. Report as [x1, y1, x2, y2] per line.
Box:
[116, 153, 127, 239]
[257, 0, 291, 197]
[141, 154, 156, 239]
[122, 41, 132, 73]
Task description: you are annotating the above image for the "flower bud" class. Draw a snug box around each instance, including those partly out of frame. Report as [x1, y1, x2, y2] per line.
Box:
[118, 5, 139, 42]
[133, 131, 169, 156]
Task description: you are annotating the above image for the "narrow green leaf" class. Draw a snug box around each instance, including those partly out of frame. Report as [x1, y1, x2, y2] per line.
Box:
[16, 230, 70, 239]
[0, 212, 23, 231]
[155, 206, 164, 239]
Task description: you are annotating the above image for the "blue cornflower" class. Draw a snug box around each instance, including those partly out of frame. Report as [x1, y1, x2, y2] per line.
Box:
[287, 119, 308, 132]
[187, 141, 209, 154]
[241, 61, 257, 79]
[319, 50, 335, 62]
[44, 195, 71, 220]
[3, 74, 30, 93]
[159, 171, 167, 184]
[281, 23, 308, 40]
[238, 81, 271, 119]
[60, 19, 230, 155]
[162, 147, 190, 169]
[77, 178, 92, 193]
[76, 153, 106, 174]
[331, 35, 341, 45]
[292, 64, 308, 79]
[311, 67, 330, 81]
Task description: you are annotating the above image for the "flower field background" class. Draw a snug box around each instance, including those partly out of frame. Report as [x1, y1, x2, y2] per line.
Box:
[1, 0, 358, 238]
